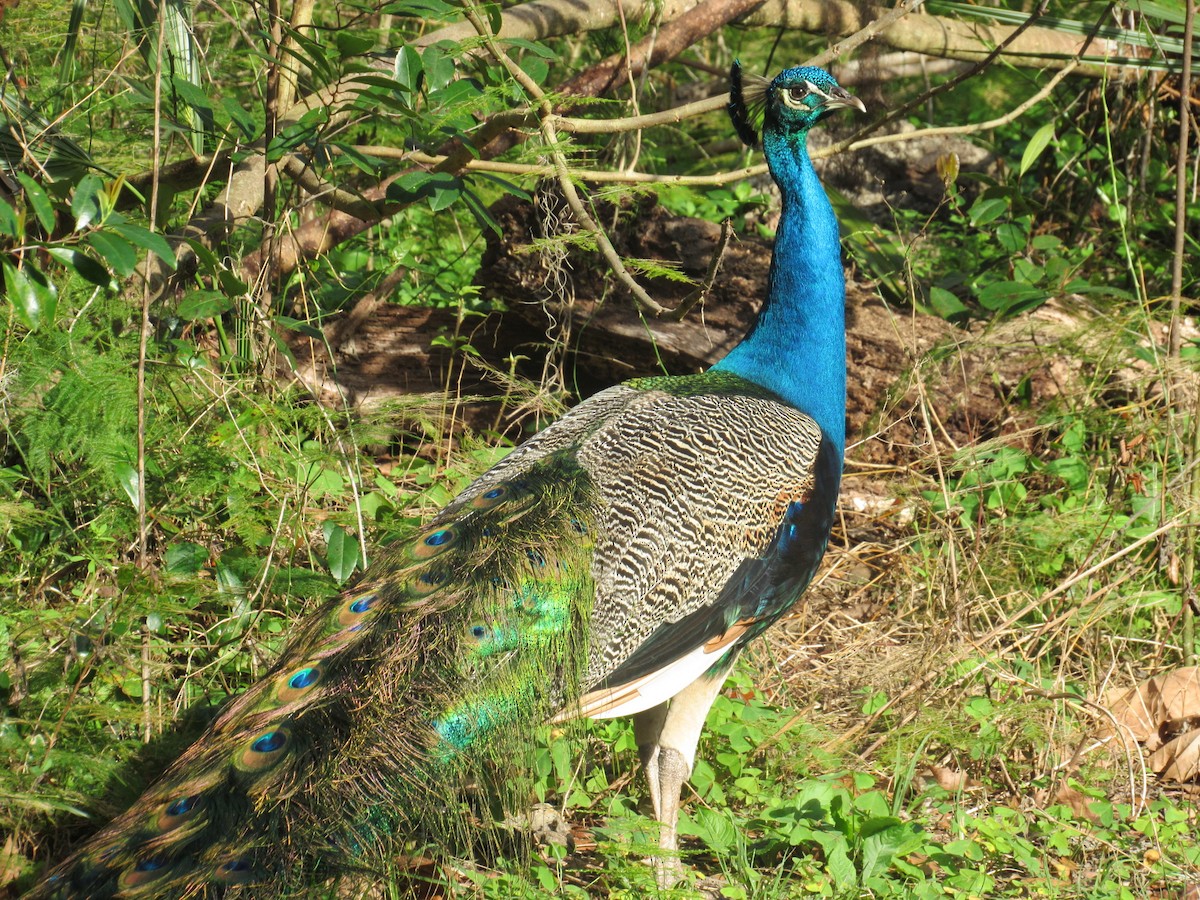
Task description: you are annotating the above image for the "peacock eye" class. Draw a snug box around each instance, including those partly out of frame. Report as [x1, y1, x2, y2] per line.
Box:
[787, 86, 808, 103]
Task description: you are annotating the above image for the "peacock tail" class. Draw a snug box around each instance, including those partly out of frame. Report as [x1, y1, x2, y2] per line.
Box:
[34, 61, 862, 897]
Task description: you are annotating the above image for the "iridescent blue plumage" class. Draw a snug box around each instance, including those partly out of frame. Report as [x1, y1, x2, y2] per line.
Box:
[716, 63, 864, 459]
[33, 62, 861, 897]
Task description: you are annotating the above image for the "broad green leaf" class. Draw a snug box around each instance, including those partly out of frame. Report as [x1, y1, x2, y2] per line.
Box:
[87, 231, 138, 276]
[221, 98, 258, 140]
[111, 222, 176, 268]
[71, 173, 105, 231]
[328, 142, 382, 176]
[969, 195, 1009, 227]
[995, 221, 1026, 253]
[170, 75, 214, 116]
[677, 808, 737, 853]
[385, 0, 457, 18]
[928, 286, 968, 319]
[429, 78, 481, 108]
[859, 814, 905, 839]
[177, 290, 233, 320]
[481, 2, 501, 33]
[387, 170, 434, 203]
[975, 280, 1046, 314]
[165, 541, 207, 575]
[520, 56, 548, 87]
[335, 31, 375, 56]
[16, 173, 55, 232]
[0, 198, 18, 238]
[421, 44, 456, 91]
[44, 246, 111, 287]
[322, 522, 360, 584]
[394, 45, 423, 94]
[502, 38, 558, 59]
[113, 461, 140, 511]
[273, 314, 323, 339]
[428, 178, 461, 211]
[1020, 121, 1056, 176]
[2, 258, 58, 329]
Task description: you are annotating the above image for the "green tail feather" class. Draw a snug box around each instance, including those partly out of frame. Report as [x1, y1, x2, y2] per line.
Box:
[37, 452, 598, 898]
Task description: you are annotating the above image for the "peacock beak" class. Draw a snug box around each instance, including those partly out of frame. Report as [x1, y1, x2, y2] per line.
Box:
[824, 86, 866, 114]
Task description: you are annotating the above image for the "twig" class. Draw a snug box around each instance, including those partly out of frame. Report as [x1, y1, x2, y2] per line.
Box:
[667, 218, 732, 322]
[846, 58, 1082, 153]
[1167, 0, 1196, 665]
[805, 0, 926, 70]
[281, 154, 383, 220]
[462, 0, 669, 315]
[135, 0, 172, 746]
[844, 0, 1056, 146]
[557, 0, 766, 100]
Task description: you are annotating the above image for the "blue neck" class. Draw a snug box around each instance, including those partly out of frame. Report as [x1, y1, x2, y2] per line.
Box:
[713, 130, 846, 458]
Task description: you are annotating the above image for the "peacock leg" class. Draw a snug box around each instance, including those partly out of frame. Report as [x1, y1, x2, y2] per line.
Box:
[634, 702, 669, 821]
[633, 667, 732, 888]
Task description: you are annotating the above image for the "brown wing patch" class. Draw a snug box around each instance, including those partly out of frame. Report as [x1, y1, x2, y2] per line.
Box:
[703, 617, 761, 653]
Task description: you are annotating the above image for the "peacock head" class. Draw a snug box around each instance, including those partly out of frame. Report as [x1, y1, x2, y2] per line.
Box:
[729, 61, 864, 148]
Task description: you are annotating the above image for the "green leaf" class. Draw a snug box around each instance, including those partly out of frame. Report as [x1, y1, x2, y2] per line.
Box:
[1045, 457, 1089, 490]
[222, 98, 259, 140]
[520, 56, 548, 87]
[1020, 121, 1056, 176]
[110, 222, 176, 268]
[113, 461, 140, 511]
[165, 541, 207, 575]
[87, 231, 139, 276]
[928, 286, 968, 319]
[168, 75, 214, 117]
[429, 179, 461, 212]
[995, 221, 1026, 253]
[160, 0, 209, 154]
[394, 46, 423, 93]
[421, 44, 456, 92]
[678, 808, 737, 852]
[481, 2, 501, 33]
[502, 38, 558, 59]
[177, 290, 233, 320]
[471, 172, 532, 202]
[273, 314, 324, 340]
[322, 522, 360, 584]
[43, 246, 111, 287]
[2, 259, 58, 329]
[71, 173, 104, 231]
[385, 0, 458, 17]
[387, 171, 461, 208]
[328, 142, 382, 176]
[975, 280, 1046, 314]
[969, 195, 1009, 227]
[335, 31, 375, 56]
[17, 173, 56, 233]
[859, 815, 904, 839]
[170, 75, 215, 123]
[0, 197, 20, 238]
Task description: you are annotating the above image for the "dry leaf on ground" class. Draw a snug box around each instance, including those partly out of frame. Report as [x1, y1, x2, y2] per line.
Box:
[1101, 667, 1200, 780]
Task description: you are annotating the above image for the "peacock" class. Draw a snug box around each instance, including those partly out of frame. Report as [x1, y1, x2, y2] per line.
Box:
[33, 61, 863, 897]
